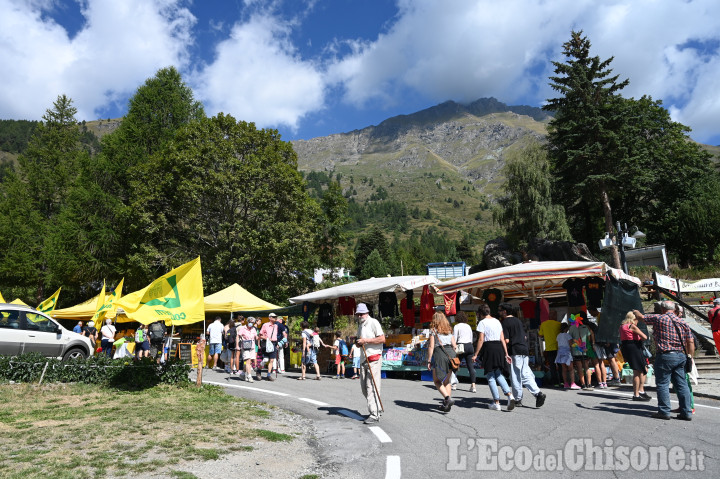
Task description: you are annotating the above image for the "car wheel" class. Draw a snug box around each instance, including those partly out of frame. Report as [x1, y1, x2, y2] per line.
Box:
[63, 348, 87, 361]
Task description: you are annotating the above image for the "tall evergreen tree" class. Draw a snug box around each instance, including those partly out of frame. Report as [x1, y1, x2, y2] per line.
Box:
[544, 31, 628, 267]
[0, 95, 87, 302]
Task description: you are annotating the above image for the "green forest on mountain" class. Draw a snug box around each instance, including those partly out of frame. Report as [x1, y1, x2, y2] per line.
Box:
[1, 32, 719, 308]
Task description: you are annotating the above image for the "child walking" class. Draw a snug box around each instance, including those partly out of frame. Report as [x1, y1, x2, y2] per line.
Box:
[332, 331, 348, 379]
[556, 323, 580, 389]
[349, 337, 361, 379]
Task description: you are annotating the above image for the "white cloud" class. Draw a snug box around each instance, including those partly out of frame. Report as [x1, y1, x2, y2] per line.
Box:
[328, 0, 720, 142]
[0, 0, 195, 121]
[192, 13, 325, 131]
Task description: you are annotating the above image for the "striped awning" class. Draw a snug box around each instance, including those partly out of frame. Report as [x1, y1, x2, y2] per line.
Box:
[434, 261, 639, 299]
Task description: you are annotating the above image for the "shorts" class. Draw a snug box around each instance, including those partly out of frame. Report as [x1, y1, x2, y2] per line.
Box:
[335, 354, 346, 365]
[209, 343, 222, 356]
[304, 348, 317, 365]
[572, 355, 589, 362]
[593, 343, 608, 360]
[604, 344, 619, 358]
[353, 357, 362, 369]
[138, 340, 150, 351]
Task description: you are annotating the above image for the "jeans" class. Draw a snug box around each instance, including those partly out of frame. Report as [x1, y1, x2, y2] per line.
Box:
[510, 355, 541, 400]
[101, 339, 113, 358]
[486, 368, 511, 400]
[458, 342, 476, 383]
[654, 351, 692, 417]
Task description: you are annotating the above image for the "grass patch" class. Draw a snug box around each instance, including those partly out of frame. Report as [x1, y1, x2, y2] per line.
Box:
[252, 429, 294, 442]
[170, 471, 198, 479]
[0, 383, 291, 478]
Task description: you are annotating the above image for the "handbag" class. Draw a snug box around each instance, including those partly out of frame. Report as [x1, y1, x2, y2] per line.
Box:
[455, 343, 465, 355]
[670, 319, 693, 374]
[641, 342, 652, 359]
[434, 333, 460, 371]
[242, 339, 254, 350]
[265, 340, 275, 353]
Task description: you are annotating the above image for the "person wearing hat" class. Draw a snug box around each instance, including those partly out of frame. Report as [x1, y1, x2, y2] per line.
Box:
[355, 303, 385, 424]
[259, 313, 279, 381]
[710, 298, 720, 356]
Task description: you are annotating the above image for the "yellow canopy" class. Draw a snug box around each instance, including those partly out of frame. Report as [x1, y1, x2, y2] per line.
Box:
[11, 298, 28, 306]
[204, 283, 280, 312]
[51, 292, 117, 321]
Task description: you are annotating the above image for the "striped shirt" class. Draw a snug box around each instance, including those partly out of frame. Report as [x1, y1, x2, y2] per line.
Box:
[642, 312, 692, 353]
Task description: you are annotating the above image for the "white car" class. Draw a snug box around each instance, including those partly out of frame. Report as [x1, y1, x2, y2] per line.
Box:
[0, 303, 94, 360]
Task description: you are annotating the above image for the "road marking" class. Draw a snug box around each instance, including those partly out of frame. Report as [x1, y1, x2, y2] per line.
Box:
[204, 380, 290, 397]
[595, 388, 720, 410]
[369, 426, 392, 443]
[299, 397, 329, 406]
[385, 456, 401, 479]
[338, 409, 365, 421]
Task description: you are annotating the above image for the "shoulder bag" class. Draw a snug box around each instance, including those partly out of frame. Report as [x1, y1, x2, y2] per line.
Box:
[434, 333, 460, 371]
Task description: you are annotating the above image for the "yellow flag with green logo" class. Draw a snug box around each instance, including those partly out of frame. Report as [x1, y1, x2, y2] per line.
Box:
[92, 279, 124, 323]
[115, 258, 204, 326]
[37, 288, 62, 314]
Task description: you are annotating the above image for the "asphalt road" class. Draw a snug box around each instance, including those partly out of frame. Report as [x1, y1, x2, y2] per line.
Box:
[198, 369, 719, 478]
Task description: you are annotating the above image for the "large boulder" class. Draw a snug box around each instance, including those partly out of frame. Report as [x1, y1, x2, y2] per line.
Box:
[477, 237, 598, 272]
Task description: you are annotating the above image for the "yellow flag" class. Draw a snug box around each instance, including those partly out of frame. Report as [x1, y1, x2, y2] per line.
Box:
[11, 298, 28, 306]
[0, 291, 5, 303]
[116, 258, 204, 326]
[37, 288, 62, 314]
[92, 279, 124, 322]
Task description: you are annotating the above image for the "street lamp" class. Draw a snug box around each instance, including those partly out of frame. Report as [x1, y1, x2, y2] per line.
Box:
[598, 222, 645, 274]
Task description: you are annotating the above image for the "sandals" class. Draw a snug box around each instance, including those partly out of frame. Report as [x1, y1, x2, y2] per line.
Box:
[314, 377, 321, 380]
[298, 377, 306, 380]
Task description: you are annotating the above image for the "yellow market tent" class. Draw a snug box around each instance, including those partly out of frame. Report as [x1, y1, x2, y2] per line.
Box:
[51, 293, 117, 321]
[204, 283, 281, 312]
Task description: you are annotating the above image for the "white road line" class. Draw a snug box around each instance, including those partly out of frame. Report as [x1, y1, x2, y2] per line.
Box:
[369, 426, 392, 443]
[385, 456, 401, 479]
[594, 388, 720, 410]
[204, 380, 290, 397]
[299, 397, 329, 406]
[338, 409, 365, 421]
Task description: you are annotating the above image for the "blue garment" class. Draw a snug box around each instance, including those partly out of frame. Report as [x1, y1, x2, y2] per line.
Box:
[486, 367, 511, 400]
[654, 351, 692, 417]
[73, 325, 82, 334]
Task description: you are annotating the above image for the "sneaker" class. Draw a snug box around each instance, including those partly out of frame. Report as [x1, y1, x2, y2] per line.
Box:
[639, 392, 652, 400]
[598, 383, 607, 389]
[570, 383, 581, 390]
[488, 403, 501, 411]
[535, 392, 546, 408]
[608, 379, 621, 386]
[514, 400, 523, 408]
[506, 396, 516, 411]
[564, 382, 571, 389]
[633, 395, 651, 402]
[582, 384, 594, 390]
[247, 376, 254, 383]
[470, 385, 476, 393]
[333, 375, 340, 379]
[266, 375, 275, 381]
[675, 414, 692, 421]
[351, 375, 359, 379]
[444, 398, 455, 412]
[363, 416, 380, 424]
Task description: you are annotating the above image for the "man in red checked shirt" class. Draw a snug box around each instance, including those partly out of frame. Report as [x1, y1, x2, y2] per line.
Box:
[709, 298, 720, 356]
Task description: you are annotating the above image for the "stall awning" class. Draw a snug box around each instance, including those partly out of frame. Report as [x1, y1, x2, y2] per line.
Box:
[51, 293, 116, 321]
[435, 261, 639, 299]
[204, 283, 281, 313]
[289, 275, 439, 304]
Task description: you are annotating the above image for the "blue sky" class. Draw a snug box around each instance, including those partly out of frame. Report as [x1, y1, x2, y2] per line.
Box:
[1, 0, 719, 145]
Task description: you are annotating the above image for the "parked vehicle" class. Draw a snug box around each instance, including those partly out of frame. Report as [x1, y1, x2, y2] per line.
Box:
[0, 303, 93, 360]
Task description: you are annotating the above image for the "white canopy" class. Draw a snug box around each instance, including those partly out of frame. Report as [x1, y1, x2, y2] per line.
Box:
[434, 261, 640, 299]
[289, 275, 439, 304]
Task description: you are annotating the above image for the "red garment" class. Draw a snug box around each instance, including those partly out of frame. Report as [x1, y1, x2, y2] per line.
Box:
[401, 298, 415, 327]
[538, 298, 550, 323]
[443, 294, 457, 315]
[420, 285, 434, 324]
[519, 300, 536, 320]
[338, 296, 356, 316]
[709, 306, 720, 331]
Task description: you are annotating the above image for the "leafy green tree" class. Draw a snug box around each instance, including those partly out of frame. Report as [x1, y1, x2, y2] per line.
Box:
[493, 141, 572, 248]
[361, 249, 388, 279]
[129, 113, 322, 302]
[544, 30, 629, 266]
[0, 95, 87, 302]
[354, 226, 391, 275]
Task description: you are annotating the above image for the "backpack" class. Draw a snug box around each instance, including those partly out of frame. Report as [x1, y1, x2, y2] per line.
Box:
[135, 329, 145, 343]
[312, 333, 321, 349]
[226, 327, 237, 347]
[339, 339, 349, 356]
[148, 321, 166, 342]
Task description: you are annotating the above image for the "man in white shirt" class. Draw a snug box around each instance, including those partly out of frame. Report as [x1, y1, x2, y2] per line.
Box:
[206, 316, 225, 369]
[355, 303, 385, 424]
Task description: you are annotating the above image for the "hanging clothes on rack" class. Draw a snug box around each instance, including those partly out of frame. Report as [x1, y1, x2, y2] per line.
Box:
[317, 303, 334, 328]
[379, 292, 399, 318]
[420, 285, 434, 324]
[338, 296, 356, 316]
[443, 293, 458, 316]
[584, 277, 605, 309]
[401, 290, 415, 327]
[482, 288, 503, 317]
